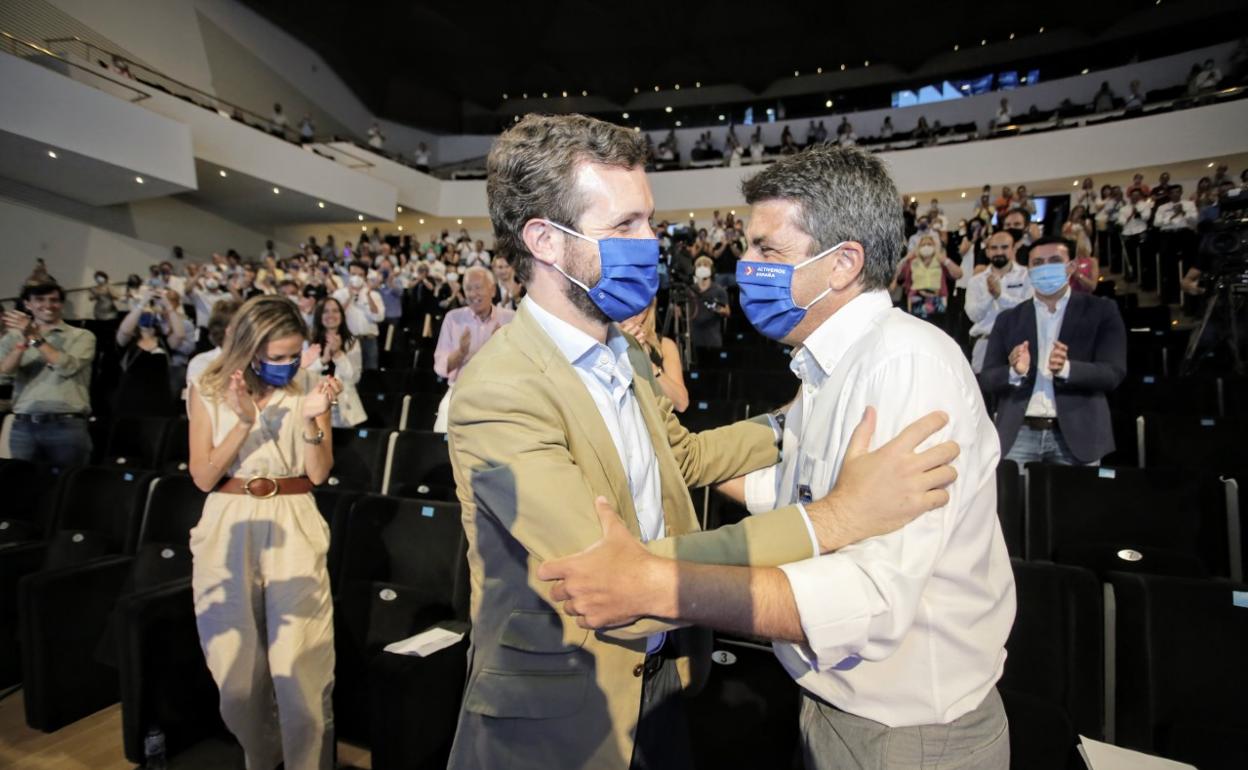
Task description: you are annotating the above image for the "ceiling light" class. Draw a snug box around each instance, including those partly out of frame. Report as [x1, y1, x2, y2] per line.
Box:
[514, 116, 520, 122]
[654, 85, 660, 92]
[840, 64, 846, 71]
[689, 212, 695, 218]
[581, 90, 587, 96]
[419, 218, 425, 224]
[1207, 161, 1215, 167]
[522, 92, 528, 98]
[665, 106, 673, 113]
[910, 196, 917, 203]
[718, 113, 726, 120]
[816, 67, 822, 74]
[825, 99, 833, 108]
[674, 84, 681, 90]
[502, 93, 508, 100]
[397, 225, 403, 231]
[1072, 180, 1079, 187]
[1020, 76, 1028, 83]
[1009, 32, 1015, 40]
[633, 87, 639, 94]
[730, 210, 736, 215]
[135, 176, 144, 184]
[362, 226, 367, 231]
[318, 201, 325, 208]
[961, 192, 967, 198]
[623, 112, 630, 119]
[1081, 68, 1089, 75]
[695, 81, 701, 88]
[272, 187, 280, 194]
[794, 70, 800, 77]
[47, 150, 57, 159]
[397, 205, 403, 213]
[541, 92, 548, 98]
[863, 60, 869, 67]
[675, 121, 682, 127]
[1039, 26, 1045, 33]
[634, 126, 640, 132]
[981, 39, 987, 46]
[358, 214, 364, 221]
[218, 169, 227, 177]
[561, 91, 567, 97]
[953, 44, 959, 51]
[456, 218, 463, 225]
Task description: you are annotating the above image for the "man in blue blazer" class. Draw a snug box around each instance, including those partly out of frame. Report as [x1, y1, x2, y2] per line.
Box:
[981, 236, 1127, 466]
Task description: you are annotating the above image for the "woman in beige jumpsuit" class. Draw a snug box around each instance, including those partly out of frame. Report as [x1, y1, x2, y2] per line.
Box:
[188, 296, 342, 770]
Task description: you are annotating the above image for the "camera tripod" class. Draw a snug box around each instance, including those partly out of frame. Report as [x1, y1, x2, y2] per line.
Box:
[661, 282, 695, 370]
[1180, 271, 1246, 376]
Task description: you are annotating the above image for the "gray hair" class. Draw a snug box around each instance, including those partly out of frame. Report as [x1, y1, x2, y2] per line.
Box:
[464, 265, 496, 287]
[740, 144, 903, 291]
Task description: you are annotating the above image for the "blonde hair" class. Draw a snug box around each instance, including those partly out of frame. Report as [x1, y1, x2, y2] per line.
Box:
[198, 295, 307, 399]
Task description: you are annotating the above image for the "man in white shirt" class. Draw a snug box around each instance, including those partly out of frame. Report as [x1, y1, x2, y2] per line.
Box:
[1118, 187, 1152, 284]
[541, 145, 1014, 770]
[331, 261, 385, 370]
[1152, 184, 1199, 304]
[965, 231, 1033, 372]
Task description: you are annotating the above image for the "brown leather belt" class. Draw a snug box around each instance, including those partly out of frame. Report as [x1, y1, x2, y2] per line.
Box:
[215, 475, 314, 498]
[1023, 416, 1058, 431]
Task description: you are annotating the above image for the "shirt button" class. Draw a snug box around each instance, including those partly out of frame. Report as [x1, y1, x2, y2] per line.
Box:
[633, 663, 645, 677]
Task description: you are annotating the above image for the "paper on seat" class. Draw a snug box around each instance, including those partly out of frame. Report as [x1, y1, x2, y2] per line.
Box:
[383, 626, 465, 657]
[1078, 736, 1196, 770]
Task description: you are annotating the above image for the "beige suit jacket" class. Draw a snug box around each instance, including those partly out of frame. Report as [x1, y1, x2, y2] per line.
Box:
[446, 301, 813, 770]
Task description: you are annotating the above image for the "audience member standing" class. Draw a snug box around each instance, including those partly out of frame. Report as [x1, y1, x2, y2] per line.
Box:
[1, 283, 96, 466]
[965, 232, 1033, 372]
[981, 237, 1126, 467]
[432, 267, 514, 432]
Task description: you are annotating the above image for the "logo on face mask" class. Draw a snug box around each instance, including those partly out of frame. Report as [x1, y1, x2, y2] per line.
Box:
[542, 220, 660, 322]
[735, 242, 847, 340]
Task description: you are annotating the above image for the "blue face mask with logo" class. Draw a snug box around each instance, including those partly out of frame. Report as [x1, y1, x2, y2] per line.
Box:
[735, 241, 847, 340]
[252, 359, 300, 387]
[542, 220, 660, 322]
[1029, 262, 1069, 295]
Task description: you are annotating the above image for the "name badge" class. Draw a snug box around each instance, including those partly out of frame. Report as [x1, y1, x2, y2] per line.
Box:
[797, 484, 813, 504]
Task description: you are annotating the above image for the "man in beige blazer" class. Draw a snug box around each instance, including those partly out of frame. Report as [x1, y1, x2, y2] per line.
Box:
[445, 114, 959, 770]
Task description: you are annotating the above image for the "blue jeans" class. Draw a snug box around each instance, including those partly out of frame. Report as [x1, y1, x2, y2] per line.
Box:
[1004, 425, 1091, 469]
[10, 418, 93, 468]
[359, 335, 379, 371]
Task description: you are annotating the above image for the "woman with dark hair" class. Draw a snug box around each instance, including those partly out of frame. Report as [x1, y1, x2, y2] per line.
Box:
[306, 296, 364, 427]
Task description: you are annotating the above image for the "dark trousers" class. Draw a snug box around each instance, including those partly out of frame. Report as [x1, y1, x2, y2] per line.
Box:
[629, 653, 692, 770]
[1097, 227, 1124, 274]
[1122, 233, 1144, 283]
[1157, 230, 1195, 305]
[10, 417, 93, 468]
[1139, 234, 1159, 292]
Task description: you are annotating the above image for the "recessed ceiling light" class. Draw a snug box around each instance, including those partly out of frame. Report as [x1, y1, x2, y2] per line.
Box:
[358, 214, 364, 221]
[514, 115, 519, 122]
[695, 81, 701, 88]
[1072, 180, 1080, 187]
[816, 67, 822, 74]
[362, 226, 367, 231]
[541, 92, 548, 98]
[502, 93, 508, 100]
[561, 91, 567, 97]
[954, 44, 959, 51]
[730, 210, 736, 215]
[633, 87, 639, 94]
[863, 60, 869, 67]
[47, 150, 57, 159]
[581, 90, 587, 96]
[218, 169, 227, 177]
[910, 196, 917, 203]
[397, 225, 403, 231]
[1009, 32, 1015, 40]
[397, 205, 403, 213]
[674, 84, 681, 90]
[318, 201, 325, 208]
[456, 218, 463, 225]
[794, 70, 800, 77]
[1207, 161, 1215, 167]
[135, 176, 144, 184]
[522, 92, 528, 99]
[961, 192, 967, 198]
[675, 120, 682, 127]
[1081, 68, 1089, 75]
[634, 126, 640, 132]
[689, 212, 695, 217]
[981, 39, 987, 46]
[665, 106, 673, 113]
[1039, 26, 1045, 33]
[840, 64, 846, 70]
[623, 112, 630, 119]
[825, 99, 833, 108]
[419, 218, 425, 224]
[654, 85, 660, 92]
[272, 187, 280, 194]
[718, 114, 726, 120]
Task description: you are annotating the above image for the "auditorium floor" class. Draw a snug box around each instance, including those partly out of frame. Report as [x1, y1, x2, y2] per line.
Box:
[0, 689, 372, 769]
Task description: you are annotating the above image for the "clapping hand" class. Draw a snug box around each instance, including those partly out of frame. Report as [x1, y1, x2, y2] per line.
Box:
[302, 344, 322, 369]
[226, 370, 257, 425]
[1048, 341, 1068, 376]
[302, 377, 342, 419]
[1009, 341, 1031, 376]
[4, 310, 36, 337]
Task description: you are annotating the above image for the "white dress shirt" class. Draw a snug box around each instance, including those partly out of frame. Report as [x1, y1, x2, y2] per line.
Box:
[332, 287, 385, 337]
[743, 290, 1016, 727]
[964, 263, 1032, 372]
[1010, 291, 1072, 418]
[1154, 200, 1198, 232]
[526, 299, 666, 653]
[1118, 199, 1153, 236]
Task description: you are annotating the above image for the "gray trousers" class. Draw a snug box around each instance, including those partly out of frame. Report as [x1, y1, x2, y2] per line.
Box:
[800, 688, 1009, 770]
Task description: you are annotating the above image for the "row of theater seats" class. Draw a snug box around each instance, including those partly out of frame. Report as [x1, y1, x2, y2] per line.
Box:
[0, 461, 470, 768]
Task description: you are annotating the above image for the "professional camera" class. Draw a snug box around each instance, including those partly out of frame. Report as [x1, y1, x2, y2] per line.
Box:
[1196, 188, 1248, 282]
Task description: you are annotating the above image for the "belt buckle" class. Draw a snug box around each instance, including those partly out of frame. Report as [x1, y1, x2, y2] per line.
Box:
[243, 476, 279, 499]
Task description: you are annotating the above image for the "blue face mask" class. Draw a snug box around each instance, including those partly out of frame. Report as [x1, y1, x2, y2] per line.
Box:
[138, 312, 158, 329]
[1029, 262, 1069, 295]
[252, 358, 300, 387]
[542, 220, 660, 322]
[735, 241, 847, 340]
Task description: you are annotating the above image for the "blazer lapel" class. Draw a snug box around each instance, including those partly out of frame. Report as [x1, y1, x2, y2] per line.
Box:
[1021, 299, 1039, 384]
[507, 303, 643, 539]
[1058, 291, 1084, 347]
[626, 344, 697, 537]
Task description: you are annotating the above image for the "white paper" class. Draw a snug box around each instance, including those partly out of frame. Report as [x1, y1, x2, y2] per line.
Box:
[383, 626, 465, 657]
[1078, 736, 1197, 770]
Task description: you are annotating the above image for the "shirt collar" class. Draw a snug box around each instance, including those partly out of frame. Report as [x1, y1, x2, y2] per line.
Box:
[526, 297, 634, 386]
[1036, 287, 1072, 317]
[792, 290, 893, 381]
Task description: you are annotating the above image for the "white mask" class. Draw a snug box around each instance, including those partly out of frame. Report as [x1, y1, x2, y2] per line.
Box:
[348, 274, 365, 289]
[447, 272, 459, 283]
[205, 279, 220, 291]
[694, 265, 712, 280]
[918, 245, 936, 258]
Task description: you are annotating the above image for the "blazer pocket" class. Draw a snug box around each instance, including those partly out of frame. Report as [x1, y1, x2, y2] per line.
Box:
[463, 668, 588, 719]
[499, 609, 587, 653]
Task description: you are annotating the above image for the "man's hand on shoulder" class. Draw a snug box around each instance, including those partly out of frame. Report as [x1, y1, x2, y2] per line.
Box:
[804, 407, 959, 553]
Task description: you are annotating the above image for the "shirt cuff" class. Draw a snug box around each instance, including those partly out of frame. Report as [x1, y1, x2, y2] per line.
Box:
[778, 554, 871, 670]
[1057, 360, 1071, 380]
[794, 503, 820, 559]
[1008, 368, 1024, 386]
[765, 413, 783, 444]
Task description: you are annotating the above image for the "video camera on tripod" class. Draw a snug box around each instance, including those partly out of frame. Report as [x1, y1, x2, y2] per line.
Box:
[1181, 188, 1248, 375]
